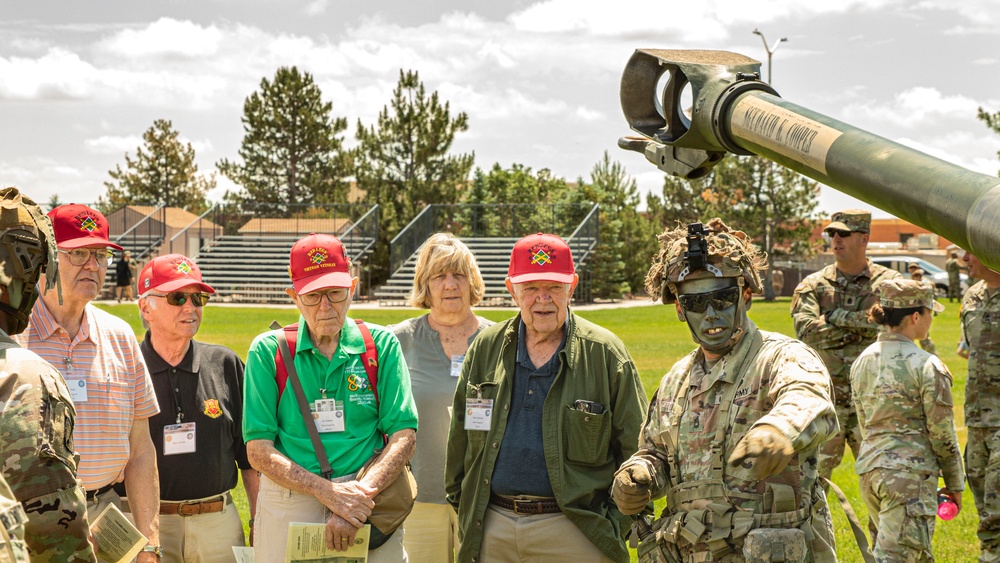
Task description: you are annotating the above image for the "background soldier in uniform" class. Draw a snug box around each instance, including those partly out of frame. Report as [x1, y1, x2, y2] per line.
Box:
[959, 250, 1000, 562]
[946, 250, 963, 302]
[791, 210, 900, 481]
[613, 218, 838, 562]
[0, 473, 28, 562]
[0, 187, 95, 562]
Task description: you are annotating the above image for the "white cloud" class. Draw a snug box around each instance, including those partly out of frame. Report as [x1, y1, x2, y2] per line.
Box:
[303, 0, 330, 17]
[0, 48, 97, 99]
[97, 18, 224, 59]
[85, 135, 143, 155]
[841, 87, 980, 127]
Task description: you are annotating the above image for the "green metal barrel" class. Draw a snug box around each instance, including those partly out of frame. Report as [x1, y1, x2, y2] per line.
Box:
[619, 49, 1000, 271]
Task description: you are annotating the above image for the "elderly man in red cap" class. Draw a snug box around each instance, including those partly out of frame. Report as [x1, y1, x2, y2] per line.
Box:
[14, 204, 162, 561]
[243, 233, 418, 562]
[126, 254, 258, 562]
[445, 233, 647, 563]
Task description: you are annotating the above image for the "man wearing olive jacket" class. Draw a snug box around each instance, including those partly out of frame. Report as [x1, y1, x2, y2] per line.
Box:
[444, 233, 647, 563]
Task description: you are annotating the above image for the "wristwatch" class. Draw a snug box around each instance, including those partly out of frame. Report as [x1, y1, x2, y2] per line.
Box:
[141, 545, 163, 558]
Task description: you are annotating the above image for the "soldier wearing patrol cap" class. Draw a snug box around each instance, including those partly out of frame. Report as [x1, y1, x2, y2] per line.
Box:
[0, 187, 96, 561]
[613, 218, 838, 562]
[850, 278, 963, 562]
[790, 209, 900, 482]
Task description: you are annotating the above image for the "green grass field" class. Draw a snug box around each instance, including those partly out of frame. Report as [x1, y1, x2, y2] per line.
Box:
[96, 297, 979, 561]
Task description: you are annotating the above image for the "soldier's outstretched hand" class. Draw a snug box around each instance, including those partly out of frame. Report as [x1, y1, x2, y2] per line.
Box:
[612, 458, 656, 515]
[728, 425, 795, 480]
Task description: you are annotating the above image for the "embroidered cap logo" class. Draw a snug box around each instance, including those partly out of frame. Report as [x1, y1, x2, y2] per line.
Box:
[308, 247, 329, 266]
[175, 261, 192, 274]
[78, 216, 99, 232]
[529, 243, 555, 267]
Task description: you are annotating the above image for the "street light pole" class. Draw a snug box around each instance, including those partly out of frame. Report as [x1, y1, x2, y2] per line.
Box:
[752, 28, 787, 85]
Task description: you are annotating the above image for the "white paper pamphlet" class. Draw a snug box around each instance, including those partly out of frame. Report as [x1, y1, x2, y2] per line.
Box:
[285, 522, 370, 562]
[89, 503, 147, 563]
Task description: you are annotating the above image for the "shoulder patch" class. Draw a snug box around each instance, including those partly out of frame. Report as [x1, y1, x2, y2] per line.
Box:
[794, 351, 827, 374]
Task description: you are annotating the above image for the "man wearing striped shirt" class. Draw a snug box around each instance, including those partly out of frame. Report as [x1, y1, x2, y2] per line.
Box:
[15, 204, 162, 562]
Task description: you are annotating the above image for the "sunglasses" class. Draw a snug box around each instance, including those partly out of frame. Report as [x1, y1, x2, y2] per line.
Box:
[147, 292, 211, 307]
[825, 229, 853, 238]
[678, 286, 741, 313]
[298, 288, 350, 306]
[59, 248, 115, 267]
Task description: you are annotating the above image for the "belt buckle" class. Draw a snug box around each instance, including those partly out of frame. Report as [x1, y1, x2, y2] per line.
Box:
[512, 500, 539, 515]
[177, 501, 200, 516]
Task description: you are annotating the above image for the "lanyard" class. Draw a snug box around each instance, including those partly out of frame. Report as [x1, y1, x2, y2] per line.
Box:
[166, 370, 185, 424]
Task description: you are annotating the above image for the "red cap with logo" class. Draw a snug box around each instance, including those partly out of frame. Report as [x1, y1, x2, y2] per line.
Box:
[48, 204, 124, 250]
[507, 232, 576, 284]
[138, 254, 214, 296]
[289, 233, 353, 294]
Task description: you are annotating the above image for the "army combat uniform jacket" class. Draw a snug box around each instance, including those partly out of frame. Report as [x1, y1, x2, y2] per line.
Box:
[638, 322, 839, 562]
[961, 281, 1000, 428]
[0, 330, 95, 562]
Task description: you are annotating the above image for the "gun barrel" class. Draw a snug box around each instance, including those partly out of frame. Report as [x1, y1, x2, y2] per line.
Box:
[620, 49, 1000, 271]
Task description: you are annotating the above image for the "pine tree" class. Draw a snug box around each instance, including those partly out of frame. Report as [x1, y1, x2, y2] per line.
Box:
[978, 106, 1000, 176]
[101, 119, 212, 212]
[354, 69, 475, 283]
[218, 66, 351, 210]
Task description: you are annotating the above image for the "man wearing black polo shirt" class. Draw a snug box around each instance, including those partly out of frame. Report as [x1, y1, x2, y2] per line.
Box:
[134, 253, 259, 562]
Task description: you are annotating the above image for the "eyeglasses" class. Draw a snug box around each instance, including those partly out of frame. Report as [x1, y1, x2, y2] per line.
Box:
[59, 248, 114, 267]
[146, 292, 211, 307]
[298, 288, 350, 306]
[825, 229, 853, 239]
[678, 286, 741, 313]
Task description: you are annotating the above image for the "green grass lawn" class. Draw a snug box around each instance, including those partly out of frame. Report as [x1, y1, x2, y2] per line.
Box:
[96, 296, 978, 560]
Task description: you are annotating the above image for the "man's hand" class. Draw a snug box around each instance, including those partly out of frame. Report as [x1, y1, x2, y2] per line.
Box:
[612, 458, 656, 515]
[325, 514, 360, 552]
[317, 481, 377, 528]
[728, 425, 795, 481]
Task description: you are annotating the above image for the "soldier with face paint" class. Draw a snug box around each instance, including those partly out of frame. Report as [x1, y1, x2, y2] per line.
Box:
[612, 218, 839, 563]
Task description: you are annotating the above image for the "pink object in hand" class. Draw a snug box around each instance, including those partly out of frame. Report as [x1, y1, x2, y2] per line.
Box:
[938, 495, 958, 521]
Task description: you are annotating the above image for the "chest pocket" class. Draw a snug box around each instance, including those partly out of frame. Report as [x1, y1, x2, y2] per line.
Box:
[563, 406, 611, 467]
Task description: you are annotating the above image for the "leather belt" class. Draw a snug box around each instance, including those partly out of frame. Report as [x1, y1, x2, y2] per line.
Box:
[85, 483, 116, 502]
[160, 494, 230, 516]
[490, 493, 561, 515]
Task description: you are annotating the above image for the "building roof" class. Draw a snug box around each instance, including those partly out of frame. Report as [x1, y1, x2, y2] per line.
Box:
[124, 205, 220, 230]
[237, 217, 352, 235]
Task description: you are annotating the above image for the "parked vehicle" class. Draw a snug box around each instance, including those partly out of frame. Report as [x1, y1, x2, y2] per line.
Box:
[871, 256, 968, 297]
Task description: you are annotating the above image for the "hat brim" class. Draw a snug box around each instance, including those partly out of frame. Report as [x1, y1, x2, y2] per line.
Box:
[294, 271, 355, 295]
[141, 279, 215, 296]
[58, 237, 125, 251]
[931, 300, 945, 313]
[508, 272, 576, 284]
[824, 221, 865, 233]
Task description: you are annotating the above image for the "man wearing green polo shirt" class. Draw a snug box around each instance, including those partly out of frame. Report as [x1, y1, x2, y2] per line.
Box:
[243, 233, 418, 562]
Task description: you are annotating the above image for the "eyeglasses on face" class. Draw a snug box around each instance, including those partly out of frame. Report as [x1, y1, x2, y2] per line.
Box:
[147, 292, 211, 307]
[59, 248, 114, 267]
[825, 229, 853, 239]
[678, 286, 741, 314]
[298, 288, 350, 306]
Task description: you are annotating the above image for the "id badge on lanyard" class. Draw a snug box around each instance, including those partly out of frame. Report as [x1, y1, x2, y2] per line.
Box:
[163, 423, 197, 455]
[312, 398, 345, 433]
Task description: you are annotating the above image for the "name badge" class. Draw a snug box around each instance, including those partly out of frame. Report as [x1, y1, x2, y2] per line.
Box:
[67, 377, 89, 403]
[312, 399, 345, 433]
[465, 398, 493, 431]
[450, 355, 465, 378]
[163, 423, 197, 455]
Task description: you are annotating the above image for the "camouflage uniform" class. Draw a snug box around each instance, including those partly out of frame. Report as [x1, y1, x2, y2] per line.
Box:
[851, 279, 963, 562]
[792, 225, 900, 481]
[961, 280, 1000, 562]
[0, 473, 28, 562]
[946, 256, 962, 302]
[623, 219, 839, 562]
[0, 331, 96, 562]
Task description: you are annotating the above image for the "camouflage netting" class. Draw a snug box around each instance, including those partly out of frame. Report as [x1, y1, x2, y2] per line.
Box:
[645, 217, 767, 303]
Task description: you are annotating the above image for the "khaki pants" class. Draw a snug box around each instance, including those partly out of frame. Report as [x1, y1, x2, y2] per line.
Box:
[480, 505, 614, 563]
[402, 502, 458, 563]
[157, 495, 245, 563]
[255, 474, 406, 563]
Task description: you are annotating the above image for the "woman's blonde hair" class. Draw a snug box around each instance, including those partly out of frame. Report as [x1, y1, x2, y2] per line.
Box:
[409, 233, 486, 309]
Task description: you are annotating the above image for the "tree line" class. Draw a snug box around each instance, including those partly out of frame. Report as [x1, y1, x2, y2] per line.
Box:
[112, 65, 957, 300]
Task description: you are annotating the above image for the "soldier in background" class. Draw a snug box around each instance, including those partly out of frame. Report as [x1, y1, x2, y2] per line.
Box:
[946, 249, 963, 302]
[0, 188, 95, 561]
[770, 268, 785, 297]
[0, 473, 28, 562]
[958, 250, 1000, 562]
[613, 219, 838, 562]
[910, 269, 938, 354]
[791, 209, 900, 481]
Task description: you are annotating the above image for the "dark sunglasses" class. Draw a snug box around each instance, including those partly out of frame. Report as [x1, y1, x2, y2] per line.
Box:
[147, 292, 211, 307]
[678, 286, 740, 313]
[825, 229, 853, 238]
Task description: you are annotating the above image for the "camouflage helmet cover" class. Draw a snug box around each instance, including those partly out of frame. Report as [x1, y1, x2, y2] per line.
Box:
[0, 187, 59, 333]
[645, 218, 766, 304]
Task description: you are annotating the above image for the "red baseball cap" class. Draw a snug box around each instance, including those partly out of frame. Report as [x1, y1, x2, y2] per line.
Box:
[508, 232, 576, 284]
[47, 204, 124, 250]
[138, 254, 215, 296]
[289, 233, 353, 294]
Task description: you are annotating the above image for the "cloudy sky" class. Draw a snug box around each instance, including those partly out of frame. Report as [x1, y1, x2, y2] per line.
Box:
[2, 0, 998, 219]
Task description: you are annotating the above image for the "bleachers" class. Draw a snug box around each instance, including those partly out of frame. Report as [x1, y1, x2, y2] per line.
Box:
[101, 235, 164, 298]
[196, 235, 374, 304]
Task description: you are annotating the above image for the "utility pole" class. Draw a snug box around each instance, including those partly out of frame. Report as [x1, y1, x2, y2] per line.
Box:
[752, 28, 787, 85]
